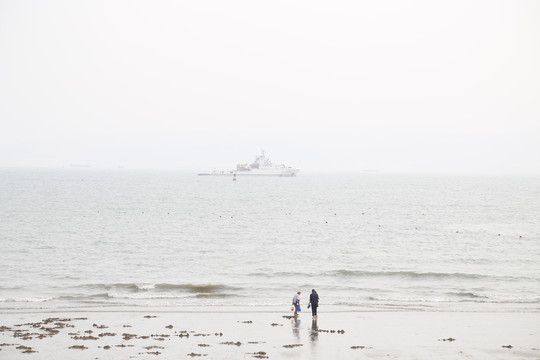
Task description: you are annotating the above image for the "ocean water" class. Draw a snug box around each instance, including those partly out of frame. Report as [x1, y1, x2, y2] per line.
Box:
[0, 169, 539, 312]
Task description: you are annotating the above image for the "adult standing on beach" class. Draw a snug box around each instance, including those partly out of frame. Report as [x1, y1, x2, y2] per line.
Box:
[292, 290, 301, 315]
[309, 289, 319, 320]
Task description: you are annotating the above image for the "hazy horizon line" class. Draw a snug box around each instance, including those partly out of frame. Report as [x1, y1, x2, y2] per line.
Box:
[1, 165, 538, 177]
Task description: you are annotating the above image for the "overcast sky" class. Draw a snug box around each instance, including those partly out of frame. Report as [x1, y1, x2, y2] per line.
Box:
[1, 1, 539, 173]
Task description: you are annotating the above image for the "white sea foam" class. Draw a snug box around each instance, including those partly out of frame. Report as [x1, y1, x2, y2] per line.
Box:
[0, 296, 54, 302]
[137, 284, 155, 291]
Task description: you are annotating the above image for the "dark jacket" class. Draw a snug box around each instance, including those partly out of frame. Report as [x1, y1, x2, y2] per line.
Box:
[309, 292, 319, 307]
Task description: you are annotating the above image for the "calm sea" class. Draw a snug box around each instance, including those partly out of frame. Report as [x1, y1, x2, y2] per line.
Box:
[1, 169, 539, 312]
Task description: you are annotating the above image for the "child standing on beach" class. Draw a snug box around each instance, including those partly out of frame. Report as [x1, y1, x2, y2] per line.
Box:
[292, 291, 301, 315]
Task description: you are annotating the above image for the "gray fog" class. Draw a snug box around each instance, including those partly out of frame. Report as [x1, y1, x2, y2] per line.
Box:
[1, 1, 539, 173]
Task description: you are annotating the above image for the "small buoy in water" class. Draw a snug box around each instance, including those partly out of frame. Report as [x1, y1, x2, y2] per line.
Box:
[498, 233, 501, 236]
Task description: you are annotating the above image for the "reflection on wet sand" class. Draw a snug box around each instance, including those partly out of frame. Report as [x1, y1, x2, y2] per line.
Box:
[310, 319, 318, 343]
[291, 315, 301, 341]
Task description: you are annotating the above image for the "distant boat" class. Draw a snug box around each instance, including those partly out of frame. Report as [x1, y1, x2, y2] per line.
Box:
[198, 151, 300, 177]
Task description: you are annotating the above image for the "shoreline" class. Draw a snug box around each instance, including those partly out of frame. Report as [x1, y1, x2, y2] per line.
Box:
[0, 309, 538, 359]
[2, 302, 539, 314]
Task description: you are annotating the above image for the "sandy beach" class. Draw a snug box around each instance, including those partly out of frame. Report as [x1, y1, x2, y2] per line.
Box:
[0, 309, 538, 359]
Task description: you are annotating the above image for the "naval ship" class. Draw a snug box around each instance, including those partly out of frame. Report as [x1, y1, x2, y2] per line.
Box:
[198, 151, 300, 177]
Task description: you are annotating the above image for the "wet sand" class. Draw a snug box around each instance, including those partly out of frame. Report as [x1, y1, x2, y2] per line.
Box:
[0, 309, 538, 359]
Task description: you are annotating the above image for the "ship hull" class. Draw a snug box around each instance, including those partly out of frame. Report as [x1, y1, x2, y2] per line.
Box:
[198, 170, 299, 177]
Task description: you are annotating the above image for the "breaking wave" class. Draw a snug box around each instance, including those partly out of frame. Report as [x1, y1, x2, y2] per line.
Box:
[78, 283, 237, 293]
[0, 296, 54, 302]
[247, 269, 525, 281]
[0, 283, 244, 303]
[448, 291, 489, 299]
[59, 293, 110, 300]
[331, 270, 511, 280]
